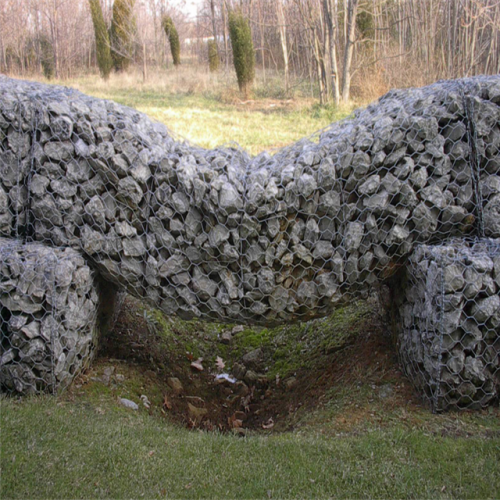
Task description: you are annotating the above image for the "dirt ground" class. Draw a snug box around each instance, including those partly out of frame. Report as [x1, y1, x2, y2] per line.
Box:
[65, 295, 449, 436]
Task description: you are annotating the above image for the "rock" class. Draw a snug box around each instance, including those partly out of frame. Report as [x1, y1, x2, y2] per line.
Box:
[242, 348, 263, 367]
[471, 295, 500, 323]
[192, 271, 218, 300]
[244, 370, 259, 384]
[219, 182, 243, 214]
[44, 141, 74, 161]
[220, 331, 232, 344]
[257, 268, 275, 294]
[345, 222, 364, 252]
[484, 195, 500, 237]
[159, 255, 189, 277]
[117, 177, 143, 207]
[296, 174, 317, 197]
[119, 398, 139, 410]
[232, 363, 247, 380]
[359, 175, 380, 195]
[442, 264, 465, 293]
[20, 321, 40, 339]
[172, 192, 189, 214]
[208, 225, 230, 247]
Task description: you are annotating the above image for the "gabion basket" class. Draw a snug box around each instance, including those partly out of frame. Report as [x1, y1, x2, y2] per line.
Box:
[397, 238, 500, 411]
[0, 74, 499, 407]
[0, 238, 100, 394]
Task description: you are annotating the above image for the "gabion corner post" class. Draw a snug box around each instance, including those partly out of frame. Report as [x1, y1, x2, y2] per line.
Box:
[0, 238, 102, 394]
[397, 239, 500, 412]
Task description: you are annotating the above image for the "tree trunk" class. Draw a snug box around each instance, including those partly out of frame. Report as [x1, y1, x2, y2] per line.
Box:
[258, 0, 266, 82]
[222, 0, 229, 72]
[51, 0, 60, 79]
[341, 0, 359, 103]
[276, 0, 289, 93]
[322, 0, 340, 106]
[210, 0, 219, 48]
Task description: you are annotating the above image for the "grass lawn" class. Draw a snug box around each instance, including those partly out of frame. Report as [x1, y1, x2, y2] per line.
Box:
[1, 68, 500, 499]
[52, 69, 353, 155]
[2, 396, 500, 499]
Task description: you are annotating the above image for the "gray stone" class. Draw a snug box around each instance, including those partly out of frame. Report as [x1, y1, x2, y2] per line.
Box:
[313, 241, 334, 259]
[123, 237, 147, 257]
[345, 222, 364, 252]
[117, 177, 143, 207]
[296, 174, 317, 198]
[471, 295, 500, 323]
[219, 182, 242, 214]
[257, 268, 275, 294]
[208, 225, 230, 247]
[242, 348, 263, 367]
[192, 270, 218, 300]
[172, 192, 190, 214]
[359, 175, 380, 195]
[44, 141, 74, 161]
[159, 255, 189, 277]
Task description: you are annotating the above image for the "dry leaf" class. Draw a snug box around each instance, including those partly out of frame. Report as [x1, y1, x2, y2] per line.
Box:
[163, 394, 172, 410]
[228, 413, 243, 429]
[215, 356, 225, 371]
[190, 358, 204, 371]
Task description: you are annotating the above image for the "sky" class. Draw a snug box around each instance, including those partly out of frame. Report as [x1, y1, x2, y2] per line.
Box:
[176, 0, 204, 19]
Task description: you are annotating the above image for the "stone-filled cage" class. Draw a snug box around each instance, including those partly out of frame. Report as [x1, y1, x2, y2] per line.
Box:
[0, 74, 499, 407]
[0, 239, 101, 394]
[397, 238, 500, 412]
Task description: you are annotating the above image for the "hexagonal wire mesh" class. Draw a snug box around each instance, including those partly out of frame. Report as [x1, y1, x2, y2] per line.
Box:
[0, 74, 499, 406]
[0, 238, 100, 394]
[397, 238, 500, 411]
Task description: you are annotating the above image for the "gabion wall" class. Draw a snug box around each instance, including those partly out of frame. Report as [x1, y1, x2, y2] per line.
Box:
[0, 74, 499, 401]
[0, 238, 100, 393]
[397, 239, 500, 411]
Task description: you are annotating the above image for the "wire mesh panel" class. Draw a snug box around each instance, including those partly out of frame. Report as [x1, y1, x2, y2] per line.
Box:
[398, 238, 500, 411]
[0, 74, 499, 401]
[0, 238, 100, 394]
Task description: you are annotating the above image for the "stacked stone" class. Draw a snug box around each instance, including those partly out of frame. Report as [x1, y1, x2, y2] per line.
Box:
[0, 76, 499, 328]
[0, 238, 100, 393]
[0, 83, 31, 238]
[398, 239, 500, 411]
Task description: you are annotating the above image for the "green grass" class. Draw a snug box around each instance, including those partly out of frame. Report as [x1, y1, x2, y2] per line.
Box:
[48, 70, 353, 155]
[2, 397, 499, 499]
[133, 297, 373, 381]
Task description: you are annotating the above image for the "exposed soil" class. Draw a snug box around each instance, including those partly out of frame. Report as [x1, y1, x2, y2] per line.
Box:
[67, 295, 433, 435]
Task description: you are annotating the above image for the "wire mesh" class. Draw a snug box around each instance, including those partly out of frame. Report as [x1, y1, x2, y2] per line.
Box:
[0, 238, 100, 393]
[0, 74, 499, 402]
[397, 238, 500, 411]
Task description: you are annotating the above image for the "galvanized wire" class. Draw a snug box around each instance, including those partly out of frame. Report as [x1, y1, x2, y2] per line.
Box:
[0, 74, 499, 404]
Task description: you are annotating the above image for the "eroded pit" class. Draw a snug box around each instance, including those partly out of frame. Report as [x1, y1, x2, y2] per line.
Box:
[67, 295, 419, 433]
